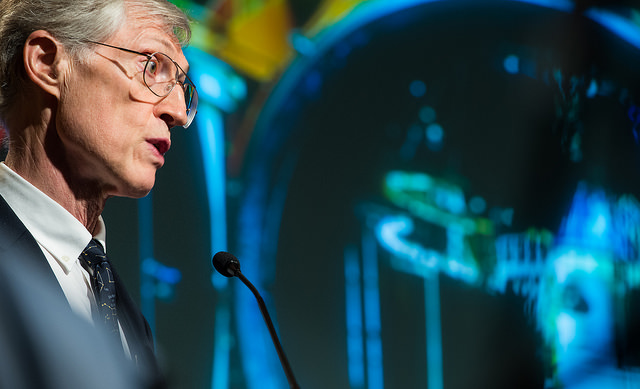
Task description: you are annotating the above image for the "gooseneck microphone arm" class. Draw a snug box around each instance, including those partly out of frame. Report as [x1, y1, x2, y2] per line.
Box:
[212, 252, 301, 389]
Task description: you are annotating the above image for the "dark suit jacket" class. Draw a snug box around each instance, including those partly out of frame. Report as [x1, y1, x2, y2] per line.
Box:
[0, 194, 165, 388]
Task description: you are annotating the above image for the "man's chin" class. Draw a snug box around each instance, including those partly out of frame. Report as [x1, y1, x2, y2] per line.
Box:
[117, 177, 156, 199]
[130, 189, 153, 199]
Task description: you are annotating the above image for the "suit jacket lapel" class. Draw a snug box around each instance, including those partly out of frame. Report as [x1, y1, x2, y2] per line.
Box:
[0, 195, 66, 300]
[111, 265, 165, 385]
[111, 265, 155, 355]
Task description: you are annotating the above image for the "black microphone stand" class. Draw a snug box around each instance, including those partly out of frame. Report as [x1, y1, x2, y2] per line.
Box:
[234, 270, 301, 389]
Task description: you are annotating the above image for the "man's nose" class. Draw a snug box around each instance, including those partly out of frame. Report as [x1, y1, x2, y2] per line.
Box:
[156, 85, 188, 128]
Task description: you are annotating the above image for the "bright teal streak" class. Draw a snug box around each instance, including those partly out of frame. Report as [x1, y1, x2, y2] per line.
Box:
[184, 47, 242, 389]
[425, 276, 443, 389]
[362, 231, 384, 389]
[586, 8, 640, 49]
[345, 246, 366, 388]
[195, 103, 231, 389]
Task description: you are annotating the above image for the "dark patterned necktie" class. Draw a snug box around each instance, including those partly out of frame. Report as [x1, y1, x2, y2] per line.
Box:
[79, 239, 119, 337]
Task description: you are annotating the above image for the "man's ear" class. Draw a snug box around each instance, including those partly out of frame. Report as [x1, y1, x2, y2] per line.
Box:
[23, 30, 69, 99]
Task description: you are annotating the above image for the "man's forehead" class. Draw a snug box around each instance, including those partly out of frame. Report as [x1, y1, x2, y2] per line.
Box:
[146, 34, 182, 56]
[113, 22, 176, 47]
[110, 23, 188, 67]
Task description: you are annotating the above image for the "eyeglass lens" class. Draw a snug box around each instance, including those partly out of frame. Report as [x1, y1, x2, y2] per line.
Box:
[143, 53, 198, 128]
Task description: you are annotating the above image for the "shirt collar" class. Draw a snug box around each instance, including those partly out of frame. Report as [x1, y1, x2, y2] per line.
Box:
[0, 162, 107, 273]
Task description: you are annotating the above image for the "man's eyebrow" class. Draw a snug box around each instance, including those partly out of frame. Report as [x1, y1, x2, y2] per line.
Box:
[146, 37, 190, 71]
[156, 39, 176, 52]
[151, 34, 185, 51]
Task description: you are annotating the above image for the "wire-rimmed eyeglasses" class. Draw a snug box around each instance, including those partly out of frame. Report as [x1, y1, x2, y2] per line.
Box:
[87, 41, 198, 128]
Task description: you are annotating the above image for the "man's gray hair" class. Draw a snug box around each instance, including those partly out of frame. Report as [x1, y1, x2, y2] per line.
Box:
[0, 0, 191, 120]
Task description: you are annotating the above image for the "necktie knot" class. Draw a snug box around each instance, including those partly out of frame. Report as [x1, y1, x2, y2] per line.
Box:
[80, 239, 109, 270]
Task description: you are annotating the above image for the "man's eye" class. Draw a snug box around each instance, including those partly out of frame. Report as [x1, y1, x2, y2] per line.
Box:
[147, 60, 158, 75]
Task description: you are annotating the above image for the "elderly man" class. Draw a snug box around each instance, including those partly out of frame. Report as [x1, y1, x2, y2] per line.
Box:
[0, 0, 197, 386]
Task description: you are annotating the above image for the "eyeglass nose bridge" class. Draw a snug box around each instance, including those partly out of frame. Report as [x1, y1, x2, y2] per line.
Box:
[160, 82, 176, 96]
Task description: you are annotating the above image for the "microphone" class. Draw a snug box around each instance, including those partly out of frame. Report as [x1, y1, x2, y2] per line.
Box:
[212, 250, 241, 277]
[212, 252, 301, 389]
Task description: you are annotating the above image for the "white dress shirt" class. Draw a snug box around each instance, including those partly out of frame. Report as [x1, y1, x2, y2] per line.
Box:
[0, 162, 130, 354]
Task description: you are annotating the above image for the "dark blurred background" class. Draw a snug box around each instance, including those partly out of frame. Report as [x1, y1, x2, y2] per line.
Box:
[86, 0, 640, 388]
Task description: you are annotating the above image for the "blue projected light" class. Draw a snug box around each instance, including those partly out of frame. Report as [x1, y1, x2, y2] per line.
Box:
[185, 47, 246, 113]
[290, 31, 318, 57]
[409, 80, 427, 97]
[555, 312, 576, 352]
[586, 79, 598, 98]
[304, 71, 323, 96]
[142, 258, 182, 284]
[183, 47, 248, 389]
[362, 232, 384, 389]
[335, 41, 353, 59]
[344, 246, 366, 388]
[419, 106, 437, 124]
[425, 123, 443, 143]
[371, 168, 640, 387]
[586, 8, 640, 49]
[513, 0, 573, 11]
[468, 196, 487, 214]
[230, 1, 640, 388]
[375, 171, 483, 283]
[503, 54, 520, 74]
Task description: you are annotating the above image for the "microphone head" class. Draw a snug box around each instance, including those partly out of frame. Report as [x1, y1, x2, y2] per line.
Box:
[212, 251, 241, 277]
